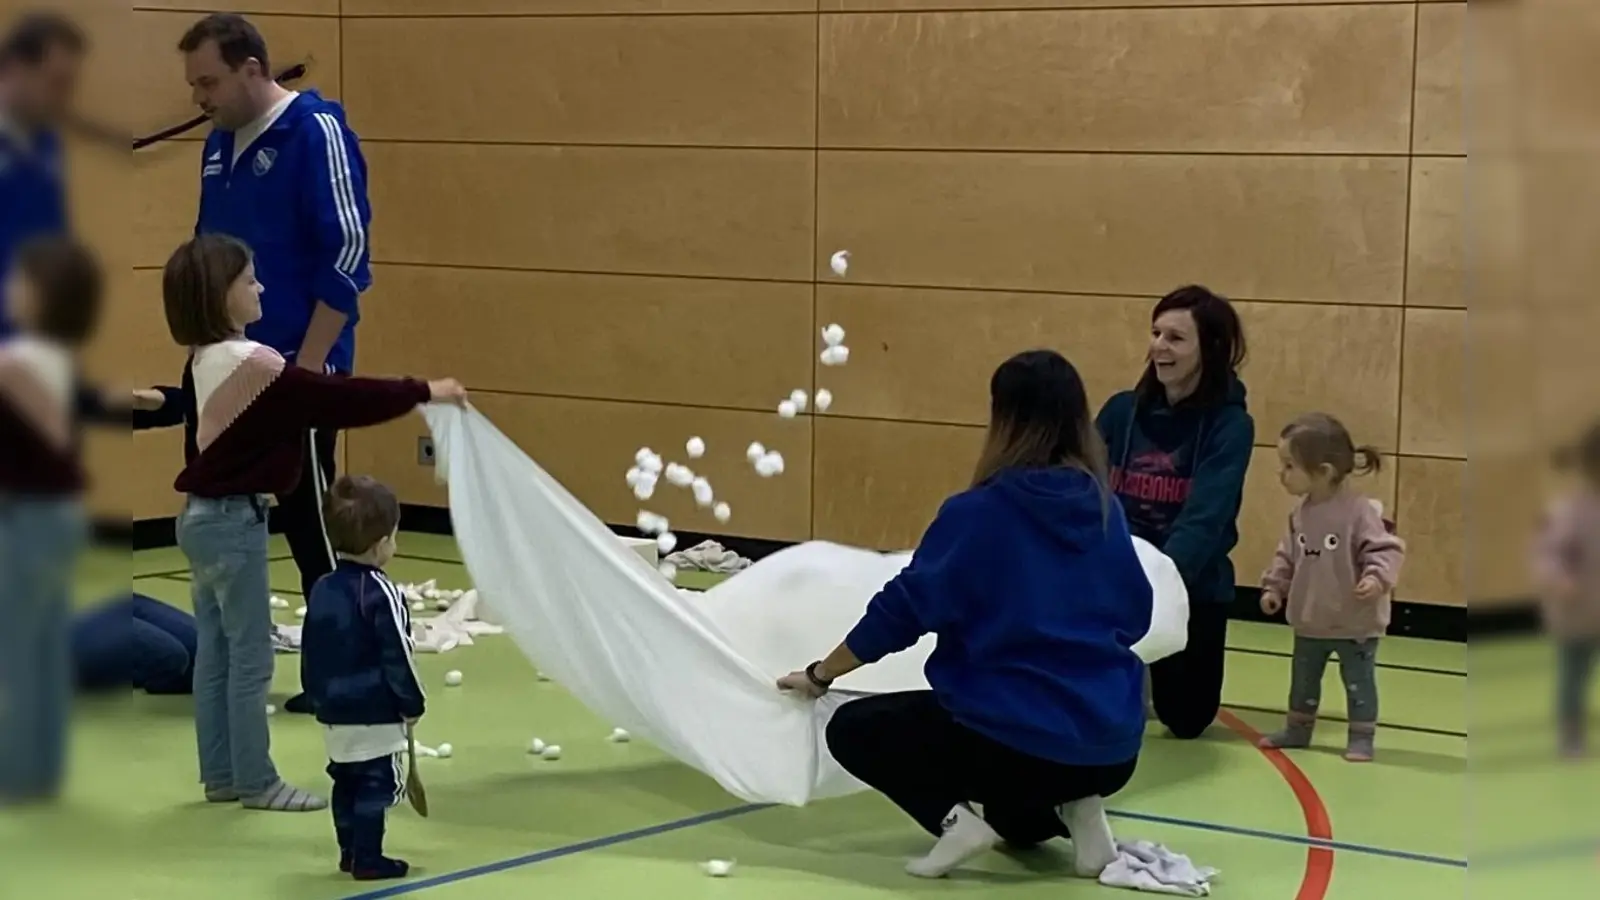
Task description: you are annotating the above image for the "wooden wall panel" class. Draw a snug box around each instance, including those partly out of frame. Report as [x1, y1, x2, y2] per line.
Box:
[1399, 308, 1465, 459]
[812, 286, 1149, 427]
[1235, 302, 1404, 453]
[342, 15, 815, 146]
[365, 144, 814, 281]
[131, 142, 201, 269]
[1405, 157, 1465, 308]
[1412, 2, 1465, 156]
[822, 1, 1416, 9]
[1394, 456, 1464, 606]
[343, 0, 811, 15]
[1235, 446, 1397, 593]
[346, 395, 814, 541]
[816, 151, 1410, 304]
[130, 9, 343, 143]
[812, 417, 985, 550]
[820, 6, 1415, 154]
[359, 265, 814, 410]
[135, 2, 339, 14]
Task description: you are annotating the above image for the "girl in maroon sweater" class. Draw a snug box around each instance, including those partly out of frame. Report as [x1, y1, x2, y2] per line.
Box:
[0, 237, 103, 803]
[163, 234, 464, 812]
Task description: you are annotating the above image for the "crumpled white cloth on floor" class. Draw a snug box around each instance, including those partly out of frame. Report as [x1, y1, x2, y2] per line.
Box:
[665, 539, 751, 574]
[422, 404, 1191, 806]
[410, 588, 505, 653]
[1099, 841, 1220, 896]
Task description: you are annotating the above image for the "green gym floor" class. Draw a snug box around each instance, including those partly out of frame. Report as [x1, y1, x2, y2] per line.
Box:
[7, 535, 1594, 897]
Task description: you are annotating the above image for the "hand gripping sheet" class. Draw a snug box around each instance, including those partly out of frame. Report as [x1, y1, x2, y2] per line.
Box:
[423, 405, 1190, 807]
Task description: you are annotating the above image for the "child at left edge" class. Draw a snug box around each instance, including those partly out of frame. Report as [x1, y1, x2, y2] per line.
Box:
[299, 474, 425, 881]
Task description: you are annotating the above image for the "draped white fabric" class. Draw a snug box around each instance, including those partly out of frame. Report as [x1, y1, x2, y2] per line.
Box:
[422, 405, 1190, 807]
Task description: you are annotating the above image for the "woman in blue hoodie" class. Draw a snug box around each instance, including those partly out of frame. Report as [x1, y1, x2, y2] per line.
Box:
[778, 350, 1151, 881]
[1096, 285, 1253, 740]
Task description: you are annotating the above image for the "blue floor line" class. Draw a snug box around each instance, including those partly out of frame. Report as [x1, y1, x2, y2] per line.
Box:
[1108, 809, 1468, 868]
[341, 800, 1468, 897]
[342, 803, 772, 899]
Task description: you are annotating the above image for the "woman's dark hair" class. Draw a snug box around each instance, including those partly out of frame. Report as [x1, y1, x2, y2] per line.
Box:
[12, 236, 103, 346]
[163, 234, 253, 347]
[1280, 412, 1381, 483]
[972, 350, 1108, 491]
[1136, 284, 1247, 407]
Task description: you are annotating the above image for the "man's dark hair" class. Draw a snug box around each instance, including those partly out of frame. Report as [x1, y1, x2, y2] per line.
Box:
[0, 11, 87, 69]
[177, 12, 270, 74]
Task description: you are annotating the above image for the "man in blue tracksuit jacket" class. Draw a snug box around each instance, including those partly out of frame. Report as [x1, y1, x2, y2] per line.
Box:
[0, 13, 85, 338]
[179, 16, 373, 716]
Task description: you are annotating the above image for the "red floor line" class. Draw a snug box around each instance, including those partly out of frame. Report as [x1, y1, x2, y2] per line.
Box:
[1218, 709, 1336, 900]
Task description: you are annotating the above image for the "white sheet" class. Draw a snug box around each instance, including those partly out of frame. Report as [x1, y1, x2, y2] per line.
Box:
[422, 405, 1190, 807]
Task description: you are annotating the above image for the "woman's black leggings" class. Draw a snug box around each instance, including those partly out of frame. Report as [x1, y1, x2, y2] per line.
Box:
[1148, 600, 1231, 739]
[826, 691, 1138, 847]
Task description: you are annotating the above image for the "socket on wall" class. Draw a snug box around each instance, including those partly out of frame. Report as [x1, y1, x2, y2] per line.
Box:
[417, 436, 435, 466]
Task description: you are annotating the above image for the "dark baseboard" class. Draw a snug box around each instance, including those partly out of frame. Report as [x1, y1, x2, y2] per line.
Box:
[114, 504, 1490, 644]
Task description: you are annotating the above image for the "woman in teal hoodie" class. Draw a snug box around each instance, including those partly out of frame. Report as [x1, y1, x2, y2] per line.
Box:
[1096, 285, 1253, 740]
[778, 350, 1150, 881]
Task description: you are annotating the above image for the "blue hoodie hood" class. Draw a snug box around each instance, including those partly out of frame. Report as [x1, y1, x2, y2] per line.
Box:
[842, 465, 1152, 767]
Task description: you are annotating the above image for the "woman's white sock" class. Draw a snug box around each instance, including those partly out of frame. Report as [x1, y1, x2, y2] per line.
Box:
[1059, 795, 1118, 877]
[905, 804, 1000, 878]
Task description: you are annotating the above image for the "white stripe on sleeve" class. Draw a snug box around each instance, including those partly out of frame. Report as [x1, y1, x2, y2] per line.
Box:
[374, 572, 426, 699]
[312, 112, 367, 284]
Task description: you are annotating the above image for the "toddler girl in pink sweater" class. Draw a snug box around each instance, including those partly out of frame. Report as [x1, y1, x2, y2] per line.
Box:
[1258, 413, 1406, 762]
[1532, 422, 1600, 757]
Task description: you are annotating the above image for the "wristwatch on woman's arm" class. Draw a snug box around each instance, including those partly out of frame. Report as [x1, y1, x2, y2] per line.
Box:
[805, 661, 834, 692]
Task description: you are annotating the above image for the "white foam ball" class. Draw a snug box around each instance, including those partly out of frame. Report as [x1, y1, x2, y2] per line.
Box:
[777, 400, 797, 419]
[821, 323, 846, 347]
[269, 595, 289, 610]
[608, 727, 631, 743]
[436, 742, 453, 758]
[625, 467, 643, 488]
[829, 250, 850, 277]
[702, 859, 735, 877]
[411, 601, 425, 612]
[529, 738, 546, 755]
[659, 562, 678, 581]
[713, 502, 732, 523]
[635, 447, 654, 464]
[435, 598, 451, 611]
[820, 345, 849, 366]
[639, 453, 663, 475]
[657, 532, 677, 554]
[633, 480, 656, 501]
[789, 389, 808, 411]
[757, 451, 785, 477]
[294, 606, 307, 619]
[691, 477, 714, 507]
[746, 442, 765, 463]
[541, 745, 563, 760]
[265, 704, 276, 716]
[450, 590, 464, 600]
[686, 436, 706, 458]
[665, 463, 694, 487]
[444, 670, 463, 686]
[536, 671, 552, 682]
[814, 388, 833, 411]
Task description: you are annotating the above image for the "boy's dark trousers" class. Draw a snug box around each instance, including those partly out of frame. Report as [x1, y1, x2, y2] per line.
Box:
[328, 753, 404, 870]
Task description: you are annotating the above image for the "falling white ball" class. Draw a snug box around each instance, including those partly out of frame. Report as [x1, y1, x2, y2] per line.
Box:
[659, 562, 678, 581]
[635, 447, 654, 464]
[633, 479, 656, 501]
[541, 745, 563, 761]
[829, 250, 850, 277]
[713, 502, 732, 523]
[777, 400, 797, 419]
[529, 738, 546, 755]
[820, 345, 850, 366]
[269, 595, 289, 610]
[265, 704, 277, 716]
[665, 463, 695, 487]
[686, 437, 706, 458]
[821, 323, 846, 347]
[625, 467, 643, 488]
[294, 606, 307, 619]
[789, 389, 809, 412]
[437, 742, 453, 758]
[444, 670, 463, 686]
[814, 388, 833, 411]
[746, 442, 765, 463]
[657, 532, 678, 554]
[639, 453, 663, 475]
[411, 601, 425, 612]
[637, 510, 669, 534]
[608, 727, 631, 743]
[702, 859, 736, 877]
[691, 477, 714, 508]
[756, 452, 785, 477]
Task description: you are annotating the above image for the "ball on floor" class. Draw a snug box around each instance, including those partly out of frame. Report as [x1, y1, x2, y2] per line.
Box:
[444, 670, 463, 687]
[540, 745, 563, 761]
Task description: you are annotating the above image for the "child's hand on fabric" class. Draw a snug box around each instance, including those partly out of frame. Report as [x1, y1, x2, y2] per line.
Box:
[428, 379, 467, 406]
[1354, 575, 1384, 602]
[1259, 592, 1284, 615]
[132, 389, 166, 411]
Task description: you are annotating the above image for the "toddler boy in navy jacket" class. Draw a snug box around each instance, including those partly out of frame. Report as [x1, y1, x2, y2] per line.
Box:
[300, 475, 423, 881]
